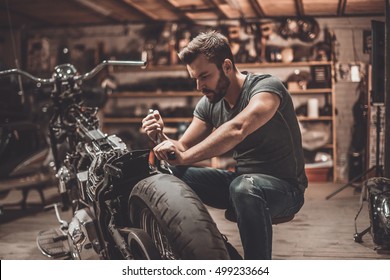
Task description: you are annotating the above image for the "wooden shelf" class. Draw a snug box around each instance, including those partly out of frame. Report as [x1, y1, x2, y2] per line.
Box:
[108, 89, 331, 98]
[115, 61, 332, 72]
[103, 117, 192, 124]
[298, 116, 333, 121]
[109, 91, 200, 98]
[323, 144, 334, 149]
[238, 61, 332, 68]
[290, 88, 332, 94]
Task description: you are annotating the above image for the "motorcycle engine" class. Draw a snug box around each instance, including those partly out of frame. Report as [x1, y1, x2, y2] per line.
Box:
[69, 127, 128, 259]
[78, 134, 127, 201]
[68, 207, 101, 259]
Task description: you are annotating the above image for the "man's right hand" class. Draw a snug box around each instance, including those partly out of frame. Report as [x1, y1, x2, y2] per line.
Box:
[142, 110, 165, 143]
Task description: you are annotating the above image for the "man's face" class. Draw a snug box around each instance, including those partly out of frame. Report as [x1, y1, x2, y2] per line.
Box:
[187, 54, 230, 104]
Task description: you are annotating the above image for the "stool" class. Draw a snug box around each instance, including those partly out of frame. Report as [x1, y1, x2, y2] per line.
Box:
[224, 207, 295, 224]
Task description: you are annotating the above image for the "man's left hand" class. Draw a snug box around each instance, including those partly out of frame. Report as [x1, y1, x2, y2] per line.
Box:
[153, 140, 185, 165]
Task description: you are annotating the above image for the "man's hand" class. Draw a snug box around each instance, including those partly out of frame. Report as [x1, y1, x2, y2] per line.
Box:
[141, 110, 164, 143]
[153, 140, 185, 165]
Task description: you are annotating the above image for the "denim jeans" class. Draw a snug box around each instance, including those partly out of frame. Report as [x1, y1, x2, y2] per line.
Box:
[171, 166, 304, 259]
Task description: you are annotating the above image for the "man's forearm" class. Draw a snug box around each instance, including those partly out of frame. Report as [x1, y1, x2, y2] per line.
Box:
[182, 121, 243, 164]
[160, 132, 188, 152]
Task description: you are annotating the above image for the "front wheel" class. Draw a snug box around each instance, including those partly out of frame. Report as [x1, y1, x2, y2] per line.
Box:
[129, 173, 230, 260]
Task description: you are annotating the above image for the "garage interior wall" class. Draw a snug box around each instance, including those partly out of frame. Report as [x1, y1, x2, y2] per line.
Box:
[0, 16, 385, 182]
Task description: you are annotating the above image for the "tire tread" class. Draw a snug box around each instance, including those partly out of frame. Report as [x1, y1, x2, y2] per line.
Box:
[129, 173, 229, 259]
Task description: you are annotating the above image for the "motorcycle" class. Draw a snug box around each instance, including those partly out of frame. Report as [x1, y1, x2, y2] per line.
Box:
[0, 60, 230, 260]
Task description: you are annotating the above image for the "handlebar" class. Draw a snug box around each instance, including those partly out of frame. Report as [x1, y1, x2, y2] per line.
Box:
[0, 60, 147, 85]
[0, 68, 53, 84]
[75, 60, 146, 82]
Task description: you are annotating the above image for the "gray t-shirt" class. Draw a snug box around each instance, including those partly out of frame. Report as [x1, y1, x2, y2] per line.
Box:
[194, 73, 308, 192]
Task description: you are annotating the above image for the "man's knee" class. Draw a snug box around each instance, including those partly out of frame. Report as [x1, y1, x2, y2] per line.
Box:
[169, 166, 187, 179]
[229, 175, 265, 201]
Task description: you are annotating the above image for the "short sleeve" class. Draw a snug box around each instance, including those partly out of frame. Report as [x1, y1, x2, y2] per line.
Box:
[248, 75, 287, 108]
[193, 96, 210, 123]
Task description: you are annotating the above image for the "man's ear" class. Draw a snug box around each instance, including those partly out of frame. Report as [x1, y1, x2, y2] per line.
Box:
[222, 59, 233, 74]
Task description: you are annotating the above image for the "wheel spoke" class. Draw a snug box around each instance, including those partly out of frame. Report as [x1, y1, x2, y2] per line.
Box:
[139, 208, 177, 259]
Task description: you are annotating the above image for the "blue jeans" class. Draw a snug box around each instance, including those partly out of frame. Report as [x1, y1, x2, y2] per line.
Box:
[171, 166, 304, 259]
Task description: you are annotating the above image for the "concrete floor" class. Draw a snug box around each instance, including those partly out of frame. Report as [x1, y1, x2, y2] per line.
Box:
[1, 180, 390, 260]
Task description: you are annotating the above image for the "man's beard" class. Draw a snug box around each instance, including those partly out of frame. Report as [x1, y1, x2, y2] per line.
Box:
[202, 71, 230, 104]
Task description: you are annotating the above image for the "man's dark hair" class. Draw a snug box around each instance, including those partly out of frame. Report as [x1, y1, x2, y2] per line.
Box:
[178, 30, 236, 70]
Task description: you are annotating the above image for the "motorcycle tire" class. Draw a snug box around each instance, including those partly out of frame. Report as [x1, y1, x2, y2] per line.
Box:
[129, 173, 230, 260]
[127, 228, 161, 260]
